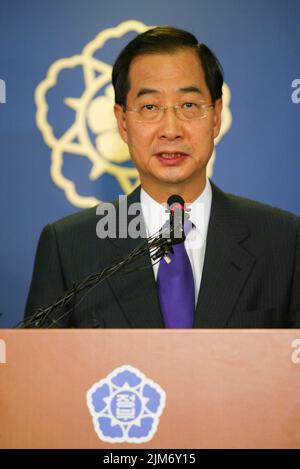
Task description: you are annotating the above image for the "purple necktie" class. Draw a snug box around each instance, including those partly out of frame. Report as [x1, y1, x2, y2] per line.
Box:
[157, 220, 195, 328]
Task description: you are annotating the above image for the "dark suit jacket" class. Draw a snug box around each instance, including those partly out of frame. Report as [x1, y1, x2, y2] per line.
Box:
[25, 183, 300, 327]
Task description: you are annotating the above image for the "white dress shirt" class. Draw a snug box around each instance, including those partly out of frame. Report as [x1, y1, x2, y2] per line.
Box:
[140, 180, 212, 306]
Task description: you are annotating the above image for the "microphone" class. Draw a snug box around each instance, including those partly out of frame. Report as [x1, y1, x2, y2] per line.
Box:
[150, 194, 190, 264]
[167, 194, 189, 245]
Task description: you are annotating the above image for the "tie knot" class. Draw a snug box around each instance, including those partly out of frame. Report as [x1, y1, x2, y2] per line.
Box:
[161, 217, 193, 242]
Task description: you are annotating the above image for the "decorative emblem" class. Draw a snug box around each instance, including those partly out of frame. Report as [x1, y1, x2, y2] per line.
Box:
[87, 365, 166, 443]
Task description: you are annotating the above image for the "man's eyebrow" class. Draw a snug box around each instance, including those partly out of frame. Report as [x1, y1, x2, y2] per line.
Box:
[135, 85, 203, 99]
[177, 86, 203, 94]
[136, 88, 160, 98]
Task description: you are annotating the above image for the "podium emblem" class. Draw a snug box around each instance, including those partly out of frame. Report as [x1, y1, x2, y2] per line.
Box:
[87, 365, 166, 443]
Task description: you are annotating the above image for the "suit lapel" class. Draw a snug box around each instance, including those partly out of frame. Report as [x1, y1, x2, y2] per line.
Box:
[98, 187, 164, 328]
[195, 183, 256, 327]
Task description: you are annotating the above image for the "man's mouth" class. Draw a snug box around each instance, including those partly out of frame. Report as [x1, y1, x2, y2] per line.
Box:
[155, 152, 189, 163]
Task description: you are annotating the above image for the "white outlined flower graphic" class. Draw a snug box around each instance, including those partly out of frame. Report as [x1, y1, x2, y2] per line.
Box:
[35, 21, 150, 208]
[87, 365, 166, 443]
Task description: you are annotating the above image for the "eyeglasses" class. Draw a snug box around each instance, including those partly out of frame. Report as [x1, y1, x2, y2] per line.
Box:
[123, 102, 215, 122]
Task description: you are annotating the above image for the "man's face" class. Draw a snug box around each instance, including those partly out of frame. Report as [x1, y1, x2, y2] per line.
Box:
[114, 48, 222, 202]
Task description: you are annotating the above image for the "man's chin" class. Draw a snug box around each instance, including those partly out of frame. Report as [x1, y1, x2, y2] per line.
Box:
[154, 174, 197, 188]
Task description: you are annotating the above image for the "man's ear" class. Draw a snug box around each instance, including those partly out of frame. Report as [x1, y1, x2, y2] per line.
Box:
[114, 104, 128, 144]
[213, 98, 223, 139]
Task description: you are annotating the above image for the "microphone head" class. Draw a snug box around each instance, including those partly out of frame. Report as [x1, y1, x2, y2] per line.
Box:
[166, 195, 186, 245]
[167, 194, 185, 209]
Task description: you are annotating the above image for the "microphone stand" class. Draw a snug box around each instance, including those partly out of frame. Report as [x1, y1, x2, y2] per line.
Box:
[17, 228, 174, 328]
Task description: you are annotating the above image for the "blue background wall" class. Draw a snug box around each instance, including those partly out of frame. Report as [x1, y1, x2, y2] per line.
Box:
[0, 0, 299, 327]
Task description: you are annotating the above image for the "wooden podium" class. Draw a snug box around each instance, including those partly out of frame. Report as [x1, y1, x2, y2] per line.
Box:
[0, 329, 300, 449]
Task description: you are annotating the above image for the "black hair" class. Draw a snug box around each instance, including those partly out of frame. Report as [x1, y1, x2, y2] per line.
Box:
[112, 25, 223, 105]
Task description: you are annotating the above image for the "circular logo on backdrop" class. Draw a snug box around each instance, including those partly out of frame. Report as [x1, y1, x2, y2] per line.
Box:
[35, 20, 232, 208]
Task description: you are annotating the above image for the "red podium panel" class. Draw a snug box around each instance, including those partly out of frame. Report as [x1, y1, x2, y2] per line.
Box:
[0, 330, 300, 449]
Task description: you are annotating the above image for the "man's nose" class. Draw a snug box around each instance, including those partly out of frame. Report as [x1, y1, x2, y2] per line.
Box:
[158, 107, 184, 140]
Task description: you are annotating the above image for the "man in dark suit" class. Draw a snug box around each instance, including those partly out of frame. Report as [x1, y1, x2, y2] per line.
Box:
[25, 26, 300, 328]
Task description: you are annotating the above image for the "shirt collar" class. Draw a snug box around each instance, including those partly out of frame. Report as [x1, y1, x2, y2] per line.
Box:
[140, 179, 212, 241]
